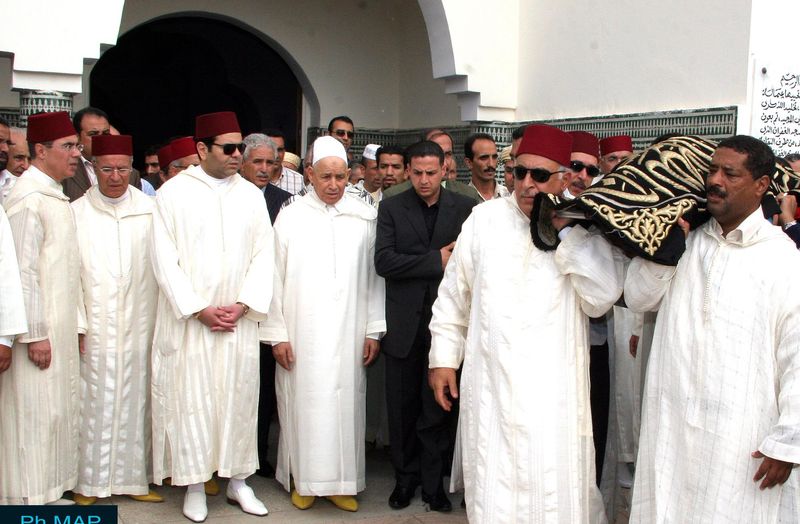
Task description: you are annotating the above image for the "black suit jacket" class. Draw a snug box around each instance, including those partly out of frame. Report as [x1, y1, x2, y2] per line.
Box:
[63, 159, 142, 202]
[264, 183, 292, 224]
[375, 187, 476, 359]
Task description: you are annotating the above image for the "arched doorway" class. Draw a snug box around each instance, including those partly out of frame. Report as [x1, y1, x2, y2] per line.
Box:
[90, 15, 302, 166]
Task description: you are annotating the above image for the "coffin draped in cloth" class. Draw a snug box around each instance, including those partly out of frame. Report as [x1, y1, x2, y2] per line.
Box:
[530, 135, 800, 266]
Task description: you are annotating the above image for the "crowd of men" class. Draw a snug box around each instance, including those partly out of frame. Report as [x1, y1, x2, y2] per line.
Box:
[0, 105, 799, 524]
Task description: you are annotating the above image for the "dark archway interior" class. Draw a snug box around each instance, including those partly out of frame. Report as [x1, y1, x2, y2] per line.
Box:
[90, 16, 301, 168]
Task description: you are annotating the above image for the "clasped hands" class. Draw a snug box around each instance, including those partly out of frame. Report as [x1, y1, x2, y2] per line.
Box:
[196, 304, 246, 332]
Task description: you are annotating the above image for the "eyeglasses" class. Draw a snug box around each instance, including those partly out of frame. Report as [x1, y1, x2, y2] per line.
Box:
[333, 129, 355, 139]
[570, 161, 600, 178]
[98, 166, 132, 175]
[54, 142, 84, 152]
[212, 142, 246, 155]
[513, 165, 564, 183]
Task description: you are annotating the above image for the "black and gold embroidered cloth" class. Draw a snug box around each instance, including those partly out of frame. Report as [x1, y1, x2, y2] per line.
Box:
[531, 136, 800, 266]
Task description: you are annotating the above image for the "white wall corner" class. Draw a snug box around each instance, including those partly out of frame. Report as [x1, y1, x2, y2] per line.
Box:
[0, 0, 125, 93]
[418, 0, 519, 121]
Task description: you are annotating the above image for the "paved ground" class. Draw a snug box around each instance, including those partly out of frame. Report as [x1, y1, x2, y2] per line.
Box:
[75, 425, 631, 524]
[87, 447, 631, 523]
[97, 446, 470, 524]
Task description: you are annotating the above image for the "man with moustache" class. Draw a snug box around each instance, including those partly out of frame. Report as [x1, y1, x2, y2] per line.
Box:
[150, 111, 274, 521]
[626, 135, 800, 522]
[242, 133, 292, 223]
[378, 145, 406, 193]
[375, 140, 475, 512]
[464, 133, 508, 201]
[0, 128, 29, 204]
[565, 131, 601, 199]
[0, 111, 85, 505]
[429, 124, 621, 522]
[262, 136, 385, 513]
[241, 132, 291, 479]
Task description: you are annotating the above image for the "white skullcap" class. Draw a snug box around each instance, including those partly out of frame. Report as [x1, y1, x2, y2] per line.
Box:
[362, 143, 381, 161]
[312, 136, 348, 166]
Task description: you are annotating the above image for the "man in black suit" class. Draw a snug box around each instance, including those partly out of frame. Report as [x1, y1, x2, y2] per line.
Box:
[375, 140, 476, 512]
[241, 132, 291, 477]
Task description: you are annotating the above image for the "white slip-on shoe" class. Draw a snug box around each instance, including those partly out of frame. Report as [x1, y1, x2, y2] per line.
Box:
[226, 483, 268, 516]
[47, 498, 76, 506]
[183, 490, 208, 522]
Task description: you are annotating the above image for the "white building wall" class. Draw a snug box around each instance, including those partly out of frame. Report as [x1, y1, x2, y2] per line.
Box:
[0, 0, 769, 133]
[118, 0, 461, 129]
[397, 3, 462, 129]
[514, 0, 752, 121]
[0, 0, 124, 94]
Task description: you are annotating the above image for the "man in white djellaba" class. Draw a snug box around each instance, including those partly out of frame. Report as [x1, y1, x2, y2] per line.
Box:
[261, 135, 386, 513]
[70, 134, 162, 505]
[0, 205, 25, 372]
[150, 111, 274, 522]
[428, 124, 622, 523]
[0, 111, 84, 505]
[626, 135, 800, 523]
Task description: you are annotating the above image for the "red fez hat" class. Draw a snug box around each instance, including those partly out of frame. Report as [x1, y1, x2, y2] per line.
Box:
[600, 135, 633, 156]
[517, 124, 573, 167]
[92, 134, 132, 157]
[27, 111, 76, 144]
[157, 144, 174, 171]
[568, 131, 600, 158]
[170, 136, 197, 159]
[194, 111, 241, 140]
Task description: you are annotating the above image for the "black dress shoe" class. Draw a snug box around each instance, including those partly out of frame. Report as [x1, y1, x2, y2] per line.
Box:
[422, 490, 452, 512]
[255, 461, 275, 478]
[388, 483, 418, 509]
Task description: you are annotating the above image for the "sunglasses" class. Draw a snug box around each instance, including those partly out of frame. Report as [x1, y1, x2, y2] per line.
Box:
[213, 142, 246, 155]
[570, 161, 600, 178]
[333, 129, 355, 139]
[513, 165, 563, 183]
